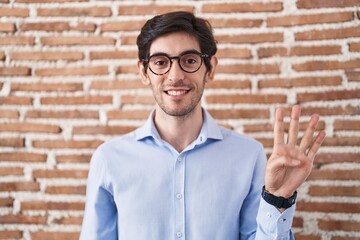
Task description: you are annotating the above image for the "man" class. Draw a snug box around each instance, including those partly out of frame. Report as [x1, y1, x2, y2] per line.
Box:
[80, 11, 325, 240]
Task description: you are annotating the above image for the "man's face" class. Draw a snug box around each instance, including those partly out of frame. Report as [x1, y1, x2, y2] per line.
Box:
[138, 31, 216, 118]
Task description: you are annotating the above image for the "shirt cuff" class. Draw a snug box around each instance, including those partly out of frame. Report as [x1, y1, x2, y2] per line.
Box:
[257, 197, 295, 238]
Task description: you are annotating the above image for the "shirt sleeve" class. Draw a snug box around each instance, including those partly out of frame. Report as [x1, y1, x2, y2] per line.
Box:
[80, 148, 118, 240]
[239, 144, 295, 240]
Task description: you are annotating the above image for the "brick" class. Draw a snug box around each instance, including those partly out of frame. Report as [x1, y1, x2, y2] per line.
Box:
[73, 125, 136, 135]
[21, 201, 84, 210]
[296, 27, 360, 41]
[0, 96, 32, 105]
[116, 65, 138, 74]
[208, 109, 270, 119]
[56, 154, 91, 163]
[0, 7, 29, 17]
[346, 70, 360, 81]
[22, 22, 95, 32]
[100, 20, 146, 32]
[40, 36, 115, 46]
[25, 110, 99, 119]
[0, 152, 47, 162]
[301, 105, 358, 116]
[17, 0, 88, 2]
[0, 182, 40, 192]
[309, 185, 360, 197]
[45, 185, 86, 195]
[267, 12, 353, 27]
[216, 33, 283, 44]
[293, 59, 360, 71]
[120, 35, 137, 45]
[207, 80, 251, 89]
[40, 95, 112, 105]
[37, 7, 111, 17]
[202, 2, 283, 13]
[206, 94, 286, 104]
[11, 83, 83, 92]
[0, 215, 47, 224]
[10, 51, 83, 61]
[31, 232, 80, 240]
[0, 197, 13, 207]
[349, 42, 360, 52]
[90, 50, 137, 60]
[294, 234, 320, 240]
[296, 201, 360, 213]
[216, 63, 280, 74]
[0, 230, 22, 240]
[0, 0, 8, 2]
[315, 152, 360, 164]
[90, 80, 144, 90]
[0, 167, 23, 176]
[0, 51, 4, 60]
[308, 169, 360, 181]
[334, 120, 360, 130]
[297, 89, 360, 102]
[32, 140, 102, 149]
[323, 136, 360, 146]
[319, 219, 360, 231]
[297, 0, 360, 8]
[216, 48, 252, 59]
[258, 76, 342, 88]
[120, 95, 155, 105]
[107, 109, 151, 120]
[243, 121, 325, 133]
[53, 216, 82, 225]
[0, 138, 24, 147]
[33, 169, 88, 179]
[332, 237, 360, 240]
[0, 67, 31, 76]
[0, 122, 61, 133]
[292, 217, 303, 228]
[209, 18, 262, 28]
[0, 36, 35, 45]
[118, 5, 194, 15]
[36, 66, 108, 76]
[0, 22, 16, 32]
[258, 45, 341, 58]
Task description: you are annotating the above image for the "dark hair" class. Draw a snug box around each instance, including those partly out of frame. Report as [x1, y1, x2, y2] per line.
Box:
[136, 11, 217, 72]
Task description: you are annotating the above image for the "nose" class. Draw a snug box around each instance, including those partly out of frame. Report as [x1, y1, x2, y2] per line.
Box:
[167, 59, 185, 82]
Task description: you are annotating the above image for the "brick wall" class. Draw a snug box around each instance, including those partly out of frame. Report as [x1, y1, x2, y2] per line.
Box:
[0, 0, 359, 239]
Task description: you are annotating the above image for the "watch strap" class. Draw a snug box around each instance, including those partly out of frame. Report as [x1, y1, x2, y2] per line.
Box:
[261, 186, 297, 209]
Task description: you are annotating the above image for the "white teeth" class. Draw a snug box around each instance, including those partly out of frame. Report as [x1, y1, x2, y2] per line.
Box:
[167, 90, 187, 96]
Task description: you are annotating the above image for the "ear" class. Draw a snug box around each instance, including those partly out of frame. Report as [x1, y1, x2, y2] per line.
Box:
[137, 60, 150, 85]
[205, 56, 218, 83]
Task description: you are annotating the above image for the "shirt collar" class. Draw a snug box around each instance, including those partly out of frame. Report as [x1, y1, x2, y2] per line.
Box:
[135, 108, 223, 142]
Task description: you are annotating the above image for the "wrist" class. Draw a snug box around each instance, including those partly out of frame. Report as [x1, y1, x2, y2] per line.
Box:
[261, 186, 297, 209]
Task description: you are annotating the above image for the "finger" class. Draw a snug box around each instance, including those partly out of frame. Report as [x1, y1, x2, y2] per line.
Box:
[307, 131, 326, 161]
[287, 105, 301, 146]
[299, 114, 320, 152]
[274, 108, 285, 146]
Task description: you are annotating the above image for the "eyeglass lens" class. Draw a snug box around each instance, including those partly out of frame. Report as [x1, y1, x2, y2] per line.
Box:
[148, 52, 203, 75]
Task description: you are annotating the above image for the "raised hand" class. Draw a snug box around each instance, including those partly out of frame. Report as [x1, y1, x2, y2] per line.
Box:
[265, 105, 326, 199]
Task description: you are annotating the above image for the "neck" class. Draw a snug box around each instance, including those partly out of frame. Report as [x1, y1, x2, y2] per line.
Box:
[153, 106, 203, 153]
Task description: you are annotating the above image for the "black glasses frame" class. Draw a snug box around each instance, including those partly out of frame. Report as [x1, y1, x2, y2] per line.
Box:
[143, 50, 210, 76]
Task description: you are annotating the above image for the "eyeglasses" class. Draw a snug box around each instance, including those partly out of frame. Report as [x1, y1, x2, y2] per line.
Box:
[143, 50, 210, 76]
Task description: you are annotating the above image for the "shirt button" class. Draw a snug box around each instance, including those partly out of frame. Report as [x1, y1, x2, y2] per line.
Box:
[267, 212, 272, 218]
[177, 157, 182, 162]
[176, 193, 182, 199]
[279, 218, 286, 223]
[176, 232, 183, 238]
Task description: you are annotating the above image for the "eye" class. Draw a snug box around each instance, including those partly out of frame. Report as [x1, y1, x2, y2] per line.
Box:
[182, 54, 200, 65]
[150, 56, 170, 68]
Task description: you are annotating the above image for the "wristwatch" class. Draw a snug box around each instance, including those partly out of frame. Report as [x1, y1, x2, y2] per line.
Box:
[261, 186, 297, 209]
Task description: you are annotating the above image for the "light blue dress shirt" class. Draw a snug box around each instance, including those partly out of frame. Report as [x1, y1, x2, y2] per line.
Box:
[80, 109, 295, 240]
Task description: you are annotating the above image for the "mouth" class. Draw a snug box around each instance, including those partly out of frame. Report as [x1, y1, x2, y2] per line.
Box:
[164, 88, 191, 96]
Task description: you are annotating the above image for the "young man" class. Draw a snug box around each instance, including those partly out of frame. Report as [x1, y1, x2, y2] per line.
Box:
[80, 11, 325, 240]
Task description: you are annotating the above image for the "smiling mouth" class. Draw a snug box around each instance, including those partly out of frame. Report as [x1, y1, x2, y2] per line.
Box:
[165, 90, 190, 96]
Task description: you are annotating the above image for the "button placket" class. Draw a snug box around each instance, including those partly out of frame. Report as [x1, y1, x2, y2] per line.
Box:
[174, 154, 186, 239]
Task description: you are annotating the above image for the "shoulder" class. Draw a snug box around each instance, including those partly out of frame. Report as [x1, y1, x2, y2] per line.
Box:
[219, 126, 263, 150]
